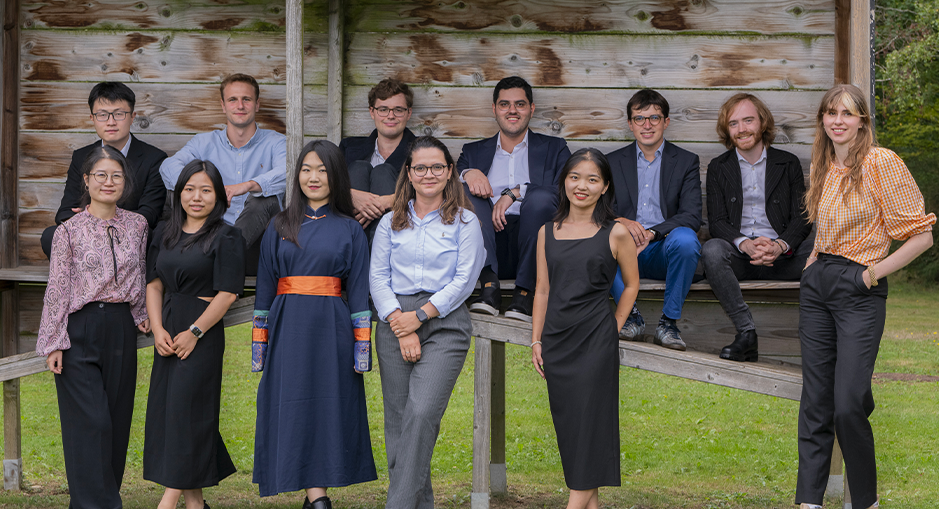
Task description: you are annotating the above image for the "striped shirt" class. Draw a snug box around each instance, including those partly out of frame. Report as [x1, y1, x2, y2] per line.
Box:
[813, 147, 935, 265]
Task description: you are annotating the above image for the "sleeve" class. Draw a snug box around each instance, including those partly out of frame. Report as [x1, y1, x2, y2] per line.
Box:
[251, 134, 288, 198]
[550, 140, 573, 186]
[134, 148, 169, 228]
[653, 152, 702, 234]
[704, 159, 742, 243]
[428, 212, 486, 318]
[369, 214, 402, 322]
[348, 224, 373, 372]
[130, 220, 149, 325]
[160, 137, 201, 190]
[874, 150, 936, 240]
[36, 225, 75, 355]
[252, 224, 279, 372]
[54, 150, 85, 224]
[777, 156, 812, 251]
[456, 142, 473, 173]
[146, 222, 165, 284]
[213, 226, 246, 296]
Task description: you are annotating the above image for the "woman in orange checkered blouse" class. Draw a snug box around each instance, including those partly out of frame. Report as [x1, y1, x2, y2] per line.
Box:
[795, 84, 936, 509]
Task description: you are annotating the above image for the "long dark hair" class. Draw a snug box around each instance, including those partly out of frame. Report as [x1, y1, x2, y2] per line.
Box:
[553, 148, 617, 228]
[275, 140, 356, 246]
[163, 160, 228, 253]
[390, 136, 472, 232]
[79, 145, 134, 209]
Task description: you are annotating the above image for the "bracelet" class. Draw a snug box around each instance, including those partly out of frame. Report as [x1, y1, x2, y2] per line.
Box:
[530, 341, 542, 348]
[868, 265, 878, 287]
[774, 238, 786, 252]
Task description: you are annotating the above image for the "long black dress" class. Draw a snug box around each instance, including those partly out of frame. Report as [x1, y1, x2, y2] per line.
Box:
[541, 221, 621, 490]
[143, 222, 245, 489]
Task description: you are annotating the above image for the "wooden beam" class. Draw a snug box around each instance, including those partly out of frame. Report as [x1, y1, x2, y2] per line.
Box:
[849, 0, 875, 114]
[1, 284, 20, 490]
[472, 336, 491, 509]
[326, 0, 343, 143]
[490, 341, 506, 495]
[1, 0, 20, 269]
[834, 0, 850, 85]
[285, 0, 303, 200]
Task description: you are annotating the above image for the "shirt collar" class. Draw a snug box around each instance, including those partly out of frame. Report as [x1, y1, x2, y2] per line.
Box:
[222, 123, 262, 149]
[101, 137, 132, 157]
[735, 147, 767, 166]
[637, 143, 664, 164]
[496, 130, 529, 153]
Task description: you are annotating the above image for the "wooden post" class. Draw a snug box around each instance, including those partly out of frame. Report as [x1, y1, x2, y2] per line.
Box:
[490, 341, 506, 494]
[472, 337, 492, 509]
[285, 0, 303, 200]
[1, 0, 23, 492]
[849, 0, 875, 114]
[828, 436, 845, 499]
[326, 0, 343, 143]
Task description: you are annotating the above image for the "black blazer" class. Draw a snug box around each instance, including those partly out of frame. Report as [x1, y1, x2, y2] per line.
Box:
[339, 128, 417, 173]
[606, 140, 702, 235]
[705, 146, 811, 250]
[56, 135, 167, 228]
[456, 130, 572, 194]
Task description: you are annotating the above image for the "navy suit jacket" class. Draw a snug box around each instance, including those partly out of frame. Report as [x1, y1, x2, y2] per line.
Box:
[606, 140, 702, 235]
[456, 130, 571, 194]
[339, 128, 417, 173]
[56, 134, 167, 228]
[705, 146, 811, 250]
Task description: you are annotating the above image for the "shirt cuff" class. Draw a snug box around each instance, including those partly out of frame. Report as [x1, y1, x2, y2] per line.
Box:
[775, 238, 790, 253]
[374, 297, 402, 322]
[428, 294, 452, 318]
[733, 236, 748, 252]
[519, 183, 528, 200]
[459, 168, 475, 183]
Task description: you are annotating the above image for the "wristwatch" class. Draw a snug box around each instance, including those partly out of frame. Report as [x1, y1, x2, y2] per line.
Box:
[415, 309, 429, 323]
[189, 324, 204, 339]
[648, 228, 662, 242]
[500, 187, 517, 202]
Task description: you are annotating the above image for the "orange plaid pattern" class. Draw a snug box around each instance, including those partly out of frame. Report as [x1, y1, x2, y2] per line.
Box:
[813, 147, 936, 265]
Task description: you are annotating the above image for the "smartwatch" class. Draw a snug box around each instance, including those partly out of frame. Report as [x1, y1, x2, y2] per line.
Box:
[189, 324, 204, 339]
[415, 309, 429, 323]
[500, 187, 517, 202]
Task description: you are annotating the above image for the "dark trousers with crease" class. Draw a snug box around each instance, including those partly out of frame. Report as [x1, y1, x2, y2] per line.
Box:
[54, 302, 137, 509]
[796, 254, 887, 509]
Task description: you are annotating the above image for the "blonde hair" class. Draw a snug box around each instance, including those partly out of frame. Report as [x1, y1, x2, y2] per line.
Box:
[804, 84, 876, 223]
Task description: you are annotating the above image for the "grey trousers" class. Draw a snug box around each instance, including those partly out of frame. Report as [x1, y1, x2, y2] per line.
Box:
[795, 254, 886, 509]
[376, 292, 472, 509]
[700, 233, 814, 333]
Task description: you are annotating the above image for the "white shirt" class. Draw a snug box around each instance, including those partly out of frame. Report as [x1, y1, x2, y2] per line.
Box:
[370, 139, 386, 167]
[102, 137, 132, 157]
[487, 132, 530, 216]
[733, 148, 782, 251]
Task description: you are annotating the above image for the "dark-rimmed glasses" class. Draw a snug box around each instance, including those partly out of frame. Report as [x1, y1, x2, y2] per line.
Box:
[630, 115, 663, 126]
[410, 164, 448, 177]
[91, 172, 125, 184]
[371, 106, 409, 117]
[93, 111, 130, 122]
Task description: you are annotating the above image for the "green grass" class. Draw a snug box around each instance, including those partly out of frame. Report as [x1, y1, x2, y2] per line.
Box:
[1, 281, 937, 508]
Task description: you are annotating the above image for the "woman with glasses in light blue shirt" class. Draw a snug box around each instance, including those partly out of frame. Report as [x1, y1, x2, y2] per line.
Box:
[369, 136, 485, 509]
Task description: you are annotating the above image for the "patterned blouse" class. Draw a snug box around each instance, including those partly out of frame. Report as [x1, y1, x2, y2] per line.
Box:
[36, 208, 149, 356]
[813, 147, 936, 266]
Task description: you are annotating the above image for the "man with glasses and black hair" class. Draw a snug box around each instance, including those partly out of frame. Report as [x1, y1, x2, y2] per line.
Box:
[606, 88, 702, 351]
[40, 81, 167, 258]
[339, 78, 417, 236]
[160, 73, 286, 274]
[458, 76, 571, 322]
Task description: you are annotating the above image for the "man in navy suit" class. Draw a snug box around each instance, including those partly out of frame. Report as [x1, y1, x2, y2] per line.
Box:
[458, 77, 571, 321]
[701, 93, 812, 362]
[607, 89, 702, 350]
[41, 82, 167, 258]
[339, 78, 417, 235]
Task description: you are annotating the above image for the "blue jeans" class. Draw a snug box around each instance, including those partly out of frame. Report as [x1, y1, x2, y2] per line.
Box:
[610, 226, 700, 320]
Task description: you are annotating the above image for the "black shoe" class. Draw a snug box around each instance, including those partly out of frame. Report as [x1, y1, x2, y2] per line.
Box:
[303, 496, 332, 509]
[504, 287, 534, 322]
[719, 329, 758, 362]
[469, 280, 500, 316]
[203, 503, 210, 509]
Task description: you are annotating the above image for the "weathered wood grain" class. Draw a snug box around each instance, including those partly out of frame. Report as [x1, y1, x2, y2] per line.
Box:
[471, 336, 491, 508]
[1, 0, 19, 270]
[21, 31, 327, 84]
[349, 0, 836, 35]
[342, 86, 823, 144]
[346, 32, 834, 89]
[19, 81, 325, 134]
[21, 0, 330, 32]
[16, 234, 42, 267]
[326, 0, 343, 143]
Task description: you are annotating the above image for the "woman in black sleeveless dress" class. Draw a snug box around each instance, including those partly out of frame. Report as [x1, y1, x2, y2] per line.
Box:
[531, 148, 640, 509]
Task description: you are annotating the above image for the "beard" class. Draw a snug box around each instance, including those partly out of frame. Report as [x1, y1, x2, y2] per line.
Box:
[733, 131, 760, 151]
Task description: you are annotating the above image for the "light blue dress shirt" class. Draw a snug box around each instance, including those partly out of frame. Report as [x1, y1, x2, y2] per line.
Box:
[636, 144, 666, 229]
[160, 125, 287, 226]
[369, 202, 485, 321]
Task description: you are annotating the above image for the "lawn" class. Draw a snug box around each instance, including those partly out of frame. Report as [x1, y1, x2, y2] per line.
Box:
[1, 280, 936, 508]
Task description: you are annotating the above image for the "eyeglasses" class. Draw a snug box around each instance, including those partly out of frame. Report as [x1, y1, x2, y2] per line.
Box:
[92, 111, 130, 122]
[371, 106, 409, 117]
[630, 115, 663, 126]
[90, 172, 125, 184]
[410, 164, 448, 177]
[496, 100, 530, 111]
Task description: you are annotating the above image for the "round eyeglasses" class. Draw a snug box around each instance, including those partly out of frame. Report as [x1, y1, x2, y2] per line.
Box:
[90, 172, 125, 184]
[409, 164, 448, 177]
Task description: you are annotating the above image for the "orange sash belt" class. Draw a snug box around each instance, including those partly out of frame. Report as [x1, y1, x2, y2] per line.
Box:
[277, 276, 342, 296]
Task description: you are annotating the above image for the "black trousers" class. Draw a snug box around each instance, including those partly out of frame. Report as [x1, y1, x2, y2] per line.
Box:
[796, 254, 887, 509]
[55, 302, 137, 509]
[348, 160, 399, 246]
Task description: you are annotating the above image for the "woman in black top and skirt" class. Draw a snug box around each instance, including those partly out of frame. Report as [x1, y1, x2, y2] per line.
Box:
[531, 148, 640, 509]
[144, 160, 246, 509]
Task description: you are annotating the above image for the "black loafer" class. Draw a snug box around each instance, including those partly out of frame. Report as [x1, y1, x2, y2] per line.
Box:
[310, 496, 332, 509]
[719, 329, 759, 362]
[469, 281, 500, 316]
[504, 287, 534, 323]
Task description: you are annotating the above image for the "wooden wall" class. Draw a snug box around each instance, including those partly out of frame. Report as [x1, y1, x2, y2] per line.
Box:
[16, 0, 836, 266]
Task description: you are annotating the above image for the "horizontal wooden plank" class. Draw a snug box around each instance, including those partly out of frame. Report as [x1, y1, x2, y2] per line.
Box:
[20, 0, 331, 32]
[347, 32, 834, 89]
[21, 31, 328, 84]
[18, 234, 43, 267]
[350, 0, 836, 36]
[342, 87, 824, 144]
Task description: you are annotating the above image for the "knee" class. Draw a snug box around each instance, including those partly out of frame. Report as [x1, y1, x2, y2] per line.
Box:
[701, 238, 731, 267]
[833, 385, 874, 425]
[664, 227, 701, 258]
[519, 187, 558, 221]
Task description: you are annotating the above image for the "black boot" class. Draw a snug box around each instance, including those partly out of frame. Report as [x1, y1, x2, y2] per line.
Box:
[719, 329, 758, 362]
[504, 287, 534, 322]
[302, 496, 332, 509]
[469, 267, 500, 316]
